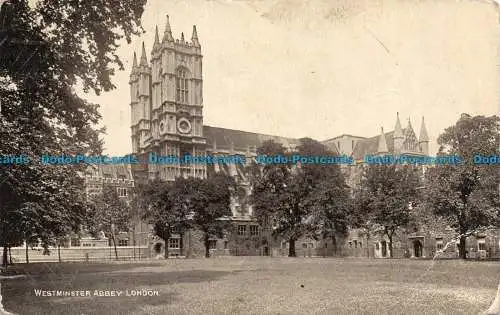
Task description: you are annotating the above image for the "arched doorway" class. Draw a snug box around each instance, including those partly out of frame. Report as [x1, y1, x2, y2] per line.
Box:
[413, 240, 423, 258]
[153, 242, 163, 256]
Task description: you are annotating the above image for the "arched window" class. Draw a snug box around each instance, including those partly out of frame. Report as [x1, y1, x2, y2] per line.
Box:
[176, 68, 189, 103]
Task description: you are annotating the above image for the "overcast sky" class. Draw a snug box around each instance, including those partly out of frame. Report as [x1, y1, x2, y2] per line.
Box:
[79, 0, 500, 156]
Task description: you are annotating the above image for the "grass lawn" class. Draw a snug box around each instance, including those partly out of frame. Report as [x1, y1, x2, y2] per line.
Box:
[0, 257, 498, 315]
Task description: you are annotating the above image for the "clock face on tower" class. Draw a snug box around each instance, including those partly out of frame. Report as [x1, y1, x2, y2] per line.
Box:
[177, 118, 191, 134]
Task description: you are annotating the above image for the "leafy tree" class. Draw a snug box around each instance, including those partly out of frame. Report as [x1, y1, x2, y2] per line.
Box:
[357, 164, 421, 258]
[248, 140, 295, 255]
[0, 0, 146, 259]
[139, 179, 193, 258]
[250, 138, 349, 257]
[305, 180, 350, 255]
[190, 174, 235, 258]
[87, 186, 131, 260]
[425, 114, 500, 259]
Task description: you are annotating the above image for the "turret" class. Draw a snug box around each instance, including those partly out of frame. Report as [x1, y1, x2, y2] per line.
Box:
[162, 15, 174, 42]
[393, 112, 404, 154]
[377, 127, 388, 153]
[152, 25, 160, 54]
[129, 51, 138, 82]
[139, 42, 148, 68]
[419, 117, 429, 155]
[191, 25, 200, 47]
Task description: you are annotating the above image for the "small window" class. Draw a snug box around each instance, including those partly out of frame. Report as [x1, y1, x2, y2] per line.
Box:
[302, 243, 307, 249]
[237, 225, 246, 236]
[250, 225, 259, 236]
[375, 243, 380, 250]
[224, 241, 228, 249]
[71, 238, 80, 247]
[359, 242, 362, 248]
[349, 241, 352, 248]
[208, 240, 217, 250]
[118, 240, 128, 246]
[117, 187, 128, 197]
[168, 238, 180, 249]
[354, 240, 358, 248]
[478, 239, 486, 251]
[308, 243, 314, 249]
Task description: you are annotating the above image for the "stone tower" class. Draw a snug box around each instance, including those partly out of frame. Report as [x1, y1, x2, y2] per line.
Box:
[130, 15, 205, 181]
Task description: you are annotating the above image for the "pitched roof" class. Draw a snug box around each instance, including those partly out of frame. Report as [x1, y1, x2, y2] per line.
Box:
[85, 164, 133, 180]
[351, 130, 398, 160]
[203, 125, 301, 152]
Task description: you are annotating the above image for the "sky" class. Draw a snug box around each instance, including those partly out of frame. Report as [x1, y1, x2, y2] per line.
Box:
[78, 0, 500, 156]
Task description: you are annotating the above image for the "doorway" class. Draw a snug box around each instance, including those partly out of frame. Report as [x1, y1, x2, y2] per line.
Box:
[413, 240, 423, 258]
[381, 241, 387, 257]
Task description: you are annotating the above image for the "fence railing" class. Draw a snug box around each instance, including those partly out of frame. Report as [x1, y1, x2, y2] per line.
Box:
[3, 246, 151, 263]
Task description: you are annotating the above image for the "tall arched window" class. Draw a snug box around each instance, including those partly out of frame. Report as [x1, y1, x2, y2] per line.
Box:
[176, 68, 189, 103]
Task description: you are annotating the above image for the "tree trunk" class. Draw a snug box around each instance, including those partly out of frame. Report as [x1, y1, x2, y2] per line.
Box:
[163, 233, 170, 259]
[2, 246, 7, 267]
[388, 233, 394, 258]
[458, 235, 467, 259]
[366, 233, 371, 258]
[288, 238, 296, 257]
[331, 235, 337, 256]
[25, 241, 29, 264]
[111, 234, 118, 260]
[204, 233, 210, 258]
[57, 243, 61, 263]
[8, 247, 12, 265]
[180, 233, 184, 257]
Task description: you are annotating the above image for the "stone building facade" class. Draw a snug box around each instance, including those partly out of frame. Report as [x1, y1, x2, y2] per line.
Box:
[129, 15, 499, 259]
[82, 164, 149, 249]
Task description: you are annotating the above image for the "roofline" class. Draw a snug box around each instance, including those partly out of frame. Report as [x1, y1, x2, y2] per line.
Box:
[321, 134, 368, 142]
[203, 125, 299, 142]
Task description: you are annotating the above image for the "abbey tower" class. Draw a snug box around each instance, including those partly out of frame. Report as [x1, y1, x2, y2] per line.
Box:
[130, 15, 205, 182]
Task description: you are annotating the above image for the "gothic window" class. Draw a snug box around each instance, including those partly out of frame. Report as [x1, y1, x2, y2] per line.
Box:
[176, 68, 189, 103]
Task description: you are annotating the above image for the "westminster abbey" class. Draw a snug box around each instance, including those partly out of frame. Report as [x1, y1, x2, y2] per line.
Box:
[128, 16, 499, 259]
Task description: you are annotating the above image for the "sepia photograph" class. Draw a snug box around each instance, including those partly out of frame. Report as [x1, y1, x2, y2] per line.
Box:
[0, 0, 499, 314]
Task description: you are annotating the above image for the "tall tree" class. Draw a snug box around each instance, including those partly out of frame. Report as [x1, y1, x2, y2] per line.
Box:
[425, 114, 500, 259]
[87, 186, 131, 260]
[190, 174, 235, 258]
[250, 138, 349, 257]
[305, 180, 351, 256]
[358, 164, 421, 258]
[249, 140, 295, 255]
[139, 178, 193, 258]
[0, 0, 146, 258]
